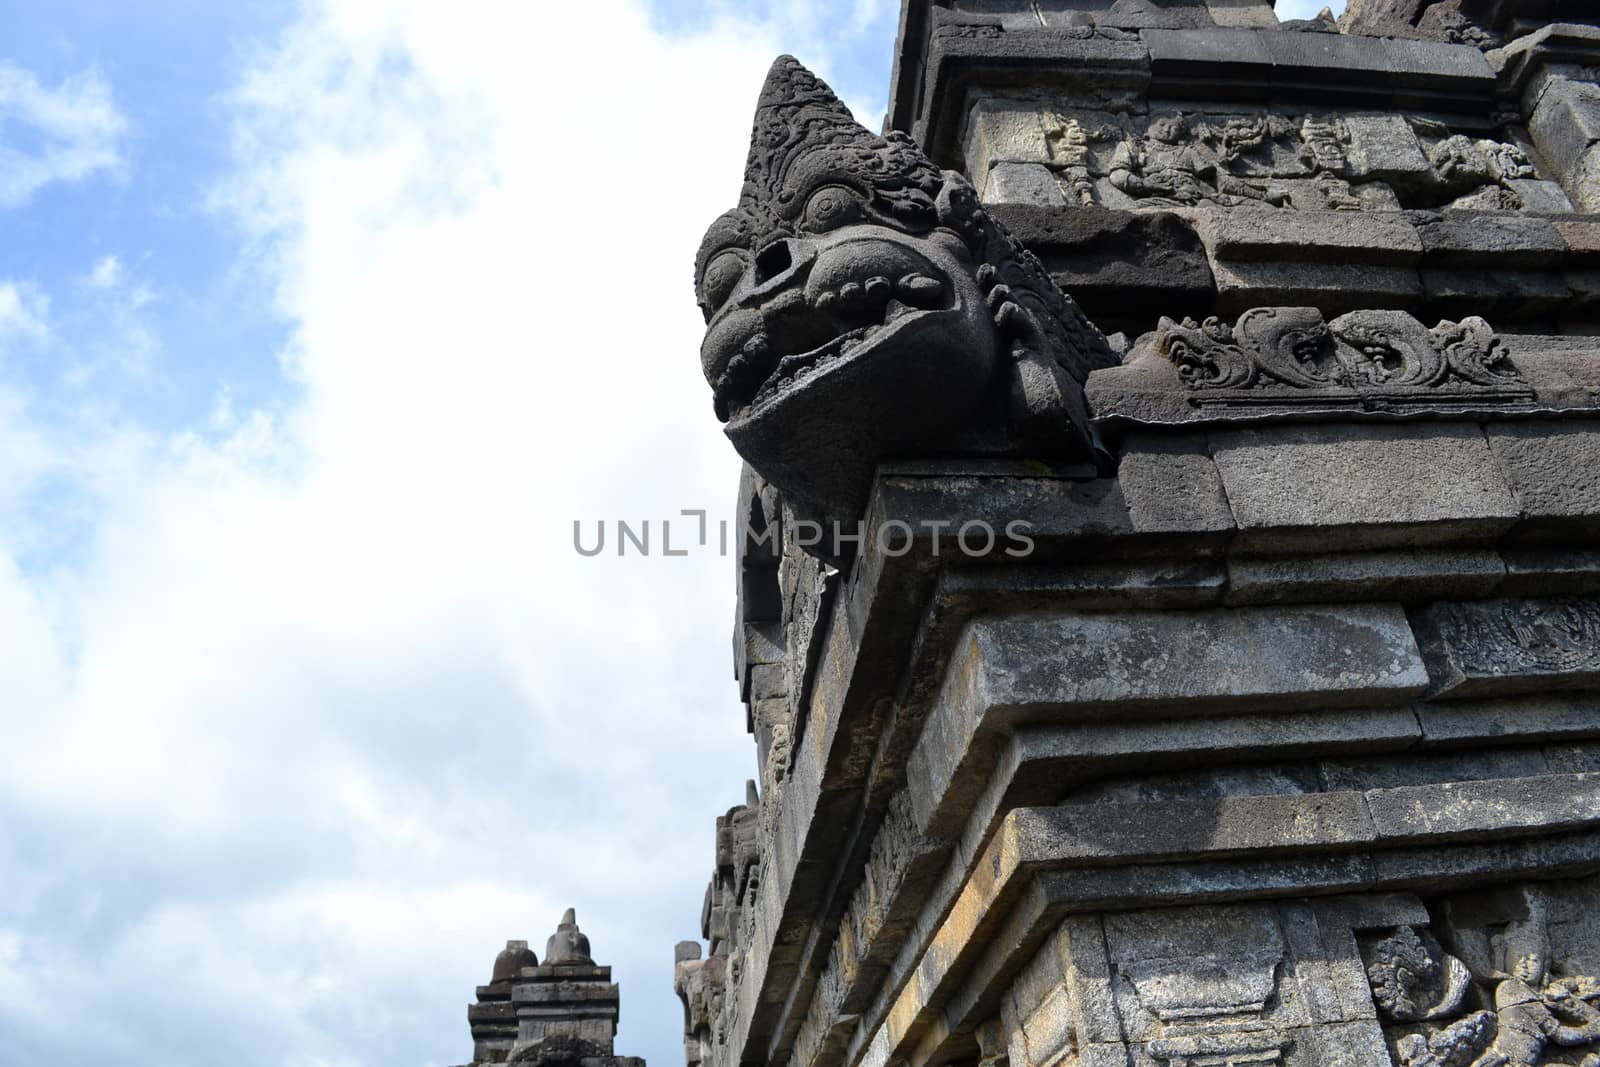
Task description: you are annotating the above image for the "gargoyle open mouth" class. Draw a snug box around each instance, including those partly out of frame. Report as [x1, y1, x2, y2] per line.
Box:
[710, 265, 952, 423]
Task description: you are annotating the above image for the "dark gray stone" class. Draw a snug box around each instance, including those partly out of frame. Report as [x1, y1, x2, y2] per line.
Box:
[1414, 212, 1566, 267]
[1142, 27, 1273, 77]
[1418, 694, 1600, 747]
[1114, 431, 1234, 536]
[952, 603, 1428, 720]
[1206, 209, 1424, 265]
[1502, 547, 1600, 595]
[988, 204, 1215, 327]
[1485, 421, 1600, 538]
[692, 57, 1114, 533]
[1208, 424, 1519, 552]
[1412, 595, 1600, 698]
[1365, 773, 1600, 841]
[1225, 549, 1505, 606]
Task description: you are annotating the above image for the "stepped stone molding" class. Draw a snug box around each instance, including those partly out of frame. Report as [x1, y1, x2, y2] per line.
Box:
[658, 6, 1600, 1067]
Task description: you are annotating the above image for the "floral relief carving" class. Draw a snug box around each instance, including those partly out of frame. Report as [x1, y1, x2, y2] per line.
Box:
[1147, 306, 1531, 409]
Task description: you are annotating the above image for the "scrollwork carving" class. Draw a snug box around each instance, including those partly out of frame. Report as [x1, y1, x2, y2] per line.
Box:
[1147, 307, 1531, 409]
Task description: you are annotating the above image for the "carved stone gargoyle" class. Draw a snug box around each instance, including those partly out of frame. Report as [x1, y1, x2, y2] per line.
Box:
[693, 57, 1116, 528]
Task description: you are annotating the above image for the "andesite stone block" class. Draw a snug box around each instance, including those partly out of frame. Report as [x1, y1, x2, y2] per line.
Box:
[1414, 212, 1567, 267]
[1345, 114, 1432, 187]
[1205, 209, 1424, 265]
[662, 21, 1600, 1067]
[1484, 421, 1600, 537]
[1113, 432, 1234, 536]
[1411, 595, 1600, 698]
[1208, 424, 1519, 552]
[1224, 548, 1505, 606]
[953, 603, 1429, 720]
[984, 162, 1065, 207]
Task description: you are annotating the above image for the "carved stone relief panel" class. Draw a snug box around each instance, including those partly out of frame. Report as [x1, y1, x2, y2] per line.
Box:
[1412, 597, 1600, 699]
[969, 100, 1571, 213]
[1033, 895, 1434, 1066]
[1012, 884, 1600, 1067]
[1360, 880, 1600, 1067]
[1138, 306, 1533, 410]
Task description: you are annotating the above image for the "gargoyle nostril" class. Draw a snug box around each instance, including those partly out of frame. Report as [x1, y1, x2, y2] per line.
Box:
[754, 240, 793, 285]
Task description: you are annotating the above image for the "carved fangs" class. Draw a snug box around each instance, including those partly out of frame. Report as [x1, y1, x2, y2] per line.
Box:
[715, 271, 952, 418]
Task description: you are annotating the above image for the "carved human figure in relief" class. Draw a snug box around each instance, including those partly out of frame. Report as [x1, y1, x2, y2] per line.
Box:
[1045, 117, 1098, 206]
[1477, 895, 1600, 1067]
[1109, 113, 1211, 204]
[1382, 891, 1600, 1067]
[1110, 113, 1287, 208]
[694, 57, 1113, 532]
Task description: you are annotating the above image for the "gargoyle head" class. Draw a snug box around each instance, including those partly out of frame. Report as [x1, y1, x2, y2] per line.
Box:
[695, 57, 1114, 526]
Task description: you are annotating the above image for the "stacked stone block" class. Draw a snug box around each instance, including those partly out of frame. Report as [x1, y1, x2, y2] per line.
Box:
[675, 3, 1600, 1067]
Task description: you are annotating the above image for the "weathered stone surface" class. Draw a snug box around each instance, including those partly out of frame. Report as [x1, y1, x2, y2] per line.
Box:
[984, 161, 1064, 206]
[962, 97, 1052, 190]
[1412, 595, 1600, 698]
[1419, 267, 1573, 318]
[1507, 177, 1574, 211]
[1206, 0, 1277, 28]
[1414, 212, 1566, 266]
[988, 204, 1215, 325]
[1209, 424, 1518, 551]
[1365, 773, 1600, 841]
[1114, 432, 1234, 536]
[1345, 114, 1433, 186]
[950, 603, 1428, 720]
[1201, 211, 1428, 310]
[674, 18, 1600, 1067]
[1417, 693, 1600, 747]
[1142, 27, 1273, 77]
[1502, 546, 1600, 595]
[1530, 75, 1600, 177]
[1485, 421, 1600, 537]
[1206, 209, 1424, 265]
[1225, 548, 1504, 606]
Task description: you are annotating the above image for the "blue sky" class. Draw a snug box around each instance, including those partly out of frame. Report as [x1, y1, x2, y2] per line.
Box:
[0, 2, 1339, 1065]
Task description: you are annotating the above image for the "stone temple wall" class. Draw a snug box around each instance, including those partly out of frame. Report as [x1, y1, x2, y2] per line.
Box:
[668, 3, 1600, 1067]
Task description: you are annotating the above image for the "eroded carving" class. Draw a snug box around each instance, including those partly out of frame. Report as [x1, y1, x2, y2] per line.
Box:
[1366, 927, 1474, 1023]
[1434, 599, 1600, 676]
[694, 57, 1113, 528]
[1144, 307, 1531, 409]
[674, 784, 764, 1065]
[1109, 112, 1288, 208]
[1017, 107, 1555, 213]
[1366, 888, 1600, 1067]
[1108, 906, 1293, 1067]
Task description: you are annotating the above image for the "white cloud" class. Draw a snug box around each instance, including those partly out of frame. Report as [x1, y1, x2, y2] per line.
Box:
[0, 3, 885, 1067]
[0, 62, 125, 208]
[85, 254, 123, 289]
[0, 280, 48, 343]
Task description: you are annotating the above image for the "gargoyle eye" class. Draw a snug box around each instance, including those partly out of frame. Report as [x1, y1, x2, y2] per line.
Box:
[699, 250, 748, 317]
[801, 184, 865, 233]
